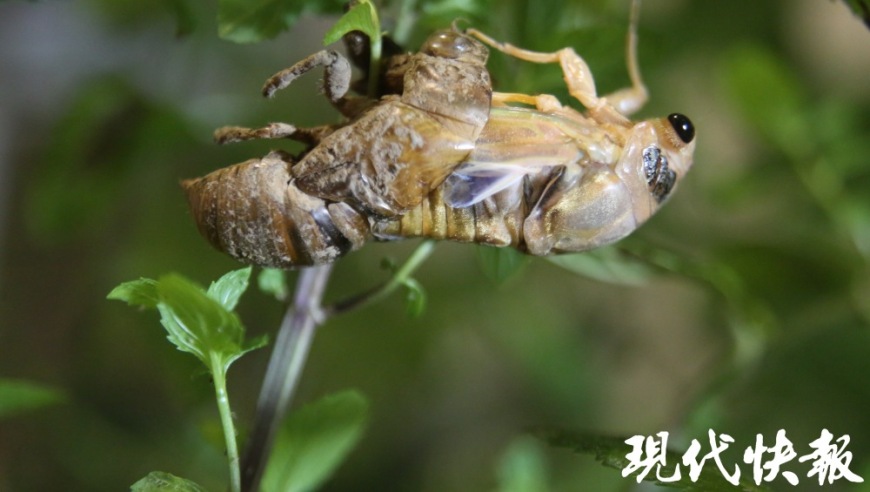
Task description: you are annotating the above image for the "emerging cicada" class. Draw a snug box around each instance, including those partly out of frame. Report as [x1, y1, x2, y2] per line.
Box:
[183, 0, 695, 268]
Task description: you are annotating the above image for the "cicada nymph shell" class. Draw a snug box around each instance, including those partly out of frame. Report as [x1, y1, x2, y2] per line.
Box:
[183, 151, 368, 268]
[183, 29, 493, 268]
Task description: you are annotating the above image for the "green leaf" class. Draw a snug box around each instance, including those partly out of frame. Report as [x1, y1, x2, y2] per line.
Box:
[207, 266, 252, 311]
[156, 274, 244, 371]
[217, 0, 344, 43]
[402, 278, 427, 317]
[323, 0, 379, 45]
[546, 247, 653, 286]
[130, 471, 208, 492]
[322, 0, 382, 97]
[496, 436, 551, 492]
[258, 268, 289, 302]
[477, 246, 529, 283]
[262, 390, 369, 492]
[110, 271, 265, 373]
[536, 429, 771, 492]
[107, 278, 159, 308]
[0, 379, 65, 419]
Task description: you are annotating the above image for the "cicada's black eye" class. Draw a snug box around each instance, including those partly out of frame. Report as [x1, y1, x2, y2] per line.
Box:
[668, 113, 695, 144]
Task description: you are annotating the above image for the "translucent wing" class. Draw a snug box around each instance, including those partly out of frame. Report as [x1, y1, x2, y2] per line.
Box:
[443, 162, 529, 208]
[443, 106, 592, 208]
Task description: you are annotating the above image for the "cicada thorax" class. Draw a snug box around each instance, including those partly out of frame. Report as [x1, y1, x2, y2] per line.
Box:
[182, 151, 369, 268]
[291, 30, 493, 217]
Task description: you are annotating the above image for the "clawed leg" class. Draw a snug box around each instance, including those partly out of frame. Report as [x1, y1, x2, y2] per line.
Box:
[214, 123, 336, 147]
[261, 49, 368, 118]
[602, 0, 648, 116]
[466, 0, 647, 122]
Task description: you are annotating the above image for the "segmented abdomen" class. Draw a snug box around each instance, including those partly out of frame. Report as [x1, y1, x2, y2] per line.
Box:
[371, 183, 529, 250]
[183, 151, 369, 268]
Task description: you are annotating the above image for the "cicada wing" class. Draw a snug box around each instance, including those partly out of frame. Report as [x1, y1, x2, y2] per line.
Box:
[443, 162, 529, 208]
[293, 100, 477, 216]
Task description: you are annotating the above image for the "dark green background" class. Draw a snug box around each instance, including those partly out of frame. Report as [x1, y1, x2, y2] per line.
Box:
[1, 0, 869, 490]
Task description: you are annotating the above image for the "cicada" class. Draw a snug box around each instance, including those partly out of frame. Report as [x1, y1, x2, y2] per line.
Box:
[183, 0, 696, 268]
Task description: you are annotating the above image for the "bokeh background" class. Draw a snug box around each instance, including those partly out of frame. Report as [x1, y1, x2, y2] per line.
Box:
[1, 0, 869, 490]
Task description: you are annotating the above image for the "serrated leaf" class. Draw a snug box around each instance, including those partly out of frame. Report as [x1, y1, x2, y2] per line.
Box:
[217, 0, 344, 43]
[0, 379, 65, 419]
[156, 274, 244, 371]
[536, 429, 771, 492]
[130, 471, 207, 492]
[207, 266, 252, 311]
[546, 247, 653, 286]
[258, 268, 289, 302]
[239, 333, 270, 361]
[477, 246, 529, 284]
[107, 278, 159, 308]
[323, 0, 379, 45]
[261, 390, 369, 492]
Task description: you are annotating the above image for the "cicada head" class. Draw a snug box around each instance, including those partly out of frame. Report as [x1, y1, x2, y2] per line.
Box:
[616, 113, 696, 223]
[420, 30, 489, 66]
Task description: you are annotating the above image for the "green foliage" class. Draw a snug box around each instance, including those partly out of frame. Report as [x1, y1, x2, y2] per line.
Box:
[261, 390, 369, 492]
[258, 268, 290, 302]
[0, 379, 65, 419]
[108, 268, 266, 373]
[130, 472, 208, 492]
[109, 268, 267, 492]
[207, 266, 252, 312]
[322, 0, 380, 46]
[401, 277, 426, 317]
[217, 0, 344, 43]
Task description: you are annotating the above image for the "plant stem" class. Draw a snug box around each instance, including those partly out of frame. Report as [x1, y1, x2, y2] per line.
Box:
[211, 353, 241, 492]
[240, 264, 333, 492]
[365, 0, 382, 99]
[325, 240, 436, 316]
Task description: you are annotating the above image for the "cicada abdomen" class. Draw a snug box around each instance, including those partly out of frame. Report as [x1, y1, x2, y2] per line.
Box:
[182, 151, 369, 268]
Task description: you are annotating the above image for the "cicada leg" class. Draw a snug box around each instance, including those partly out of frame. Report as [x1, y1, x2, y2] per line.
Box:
[262, 49, 369, 118]
[600, 0, 648, 117]
[466, 0, 647, 122]
[214, 123, 337, 147]
[491, 92, 564, 113]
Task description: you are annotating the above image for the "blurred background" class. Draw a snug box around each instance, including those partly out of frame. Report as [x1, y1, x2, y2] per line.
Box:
[1, 0, 869, 490]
